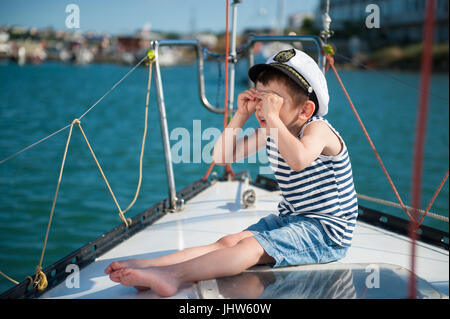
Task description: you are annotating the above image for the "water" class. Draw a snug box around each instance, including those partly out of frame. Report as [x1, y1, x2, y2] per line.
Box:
[0, 60, 448, 293]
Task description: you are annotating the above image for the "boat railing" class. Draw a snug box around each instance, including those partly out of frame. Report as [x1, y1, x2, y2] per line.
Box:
[150, 36, 326, 210]
[151, 39, 226, 114]
[151, 39, 228, 210]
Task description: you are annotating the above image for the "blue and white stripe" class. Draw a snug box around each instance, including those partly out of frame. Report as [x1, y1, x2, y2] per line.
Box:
[266, 116, 358, 247]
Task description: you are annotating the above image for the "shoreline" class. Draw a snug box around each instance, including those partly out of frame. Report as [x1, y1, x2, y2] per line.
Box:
[1, 56, 449, 75]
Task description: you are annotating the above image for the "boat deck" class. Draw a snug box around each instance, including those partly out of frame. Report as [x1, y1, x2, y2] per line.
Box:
[39, 179, 449, 299]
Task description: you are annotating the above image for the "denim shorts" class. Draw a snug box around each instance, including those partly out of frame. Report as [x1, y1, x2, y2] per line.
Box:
[246, 213, 348, 268]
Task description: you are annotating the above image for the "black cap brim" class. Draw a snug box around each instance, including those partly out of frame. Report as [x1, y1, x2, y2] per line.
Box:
[248, 63, 310, 93]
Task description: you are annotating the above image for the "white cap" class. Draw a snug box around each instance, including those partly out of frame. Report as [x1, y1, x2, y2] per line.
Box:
[248, 48, 329, 116]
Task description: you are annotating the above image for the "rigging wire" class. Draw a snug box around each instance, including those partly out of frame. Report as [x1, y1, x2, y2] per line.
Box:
[0, 124, 72, 166]
[0, 270, 19, 285]
[202, 0, 235, 181]
[0, 55, 148, 166]
[223, 0, 230, 130]
[33, 120, 76, 292]
[417, 170, 449, 226]
[357, 192, 449, 223]
[0, 56, 153, 290]
[333, 52, 449, 103]
[326, 54, 413, 221]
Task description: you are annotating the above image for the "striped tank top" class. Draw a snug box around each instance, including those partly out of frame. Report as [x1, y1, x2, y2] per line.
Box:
[266, 116, 358, 247]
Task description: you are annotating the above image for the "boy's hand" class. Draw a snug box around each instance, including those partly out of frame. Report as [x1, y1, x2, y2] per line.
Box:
[237, 88, 259, 117]
[255, 91, 284, 121]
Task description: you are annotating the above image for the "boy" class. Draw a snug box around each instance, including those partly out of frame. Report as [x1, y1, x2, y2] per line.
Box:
[104, 48, 358, 297]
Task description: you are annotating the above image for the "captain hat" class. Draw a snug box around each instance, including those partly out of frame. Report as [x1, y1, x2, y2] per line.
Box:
[248, 48, 329, 117]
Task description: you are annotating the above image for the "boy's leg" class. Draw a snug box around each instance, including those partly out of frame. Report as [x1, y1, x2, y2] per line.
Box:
[111, 236, 275, 297]
[104, 230, 254, 274]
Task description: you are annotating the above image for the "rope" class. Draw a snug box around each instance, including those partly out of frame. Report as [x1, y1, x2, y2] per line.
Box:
[326, 54, 413, 221]
[76, 120, 130, 227]
[248, 188, 448, 222]
[334, 52, 449, 103]
[239, 187, 448, 222]
[7, 57, 154, 291]
[222, 0, 235, 178]
[202, 161, 217, 181]
[0, 124, 72, 166]
[201, 44, 248, 60]
[0, 55, 148, 167]
[418, 170, 449, 226]
[75, 58, 154, 225]
[29, 121, 75, 291]
[122, 60, 153, 214]
[223, 0, 230, 130]
[78, 55, 148, 120]
[357, 193, 448, 223]
[409, 0, 436, 299]
[0, 270, 19, 285]
[37, 121, 74, 268]
[31, 266, 48, 292]
[202, 0, 235, 181]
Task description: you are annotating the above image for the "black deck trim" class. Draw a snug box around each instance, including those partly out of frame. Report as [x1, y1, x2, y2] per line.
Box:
[357, 205, 449, 250]
[0, 177, 211, 299]
[252, 174, 280, 191]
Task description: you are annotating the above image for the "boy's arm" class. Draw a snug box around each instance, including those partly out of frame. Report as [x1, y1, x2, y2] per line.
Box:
[266, 118, 338, 172]
[257, 90, 341, 172]
[233, 127, 267, 163]
[212, 88, 266, 164]
[212, 112, 266, 164]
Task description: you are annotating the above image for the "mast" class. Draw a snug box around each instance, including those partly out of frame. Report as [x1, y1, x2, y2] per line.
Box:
[408, 0, 436, 299]
[319, 0, 333, 72]
[227, 0, 240, 120]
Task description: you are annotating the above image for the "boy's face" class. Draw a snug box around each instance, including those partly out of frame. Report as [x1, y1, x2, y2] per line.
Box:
[255, 80, 304, 135]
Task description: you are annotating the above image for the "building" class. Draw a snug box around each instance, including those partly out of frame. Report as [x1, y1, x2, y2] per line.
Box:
[315, 0, 449, 44]
[288, 12, 315, 30]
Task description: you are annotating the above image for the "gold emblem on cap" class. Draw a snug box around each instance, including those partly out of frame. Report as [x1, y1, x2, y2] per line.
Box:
[270, 63, 312, 95]
[273, 49, 296, 63]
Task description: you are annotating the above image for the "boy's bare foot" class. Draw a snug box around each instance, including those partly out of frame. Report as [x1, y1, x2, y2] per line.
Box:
[112, 267, 179, 297]
[109, 269, 150, 291]
[104, 259, 151, 274]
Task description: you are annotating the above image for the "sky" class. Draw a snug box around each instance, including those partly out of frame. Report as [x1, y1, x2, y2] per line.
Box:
[0, 0, 320, 35]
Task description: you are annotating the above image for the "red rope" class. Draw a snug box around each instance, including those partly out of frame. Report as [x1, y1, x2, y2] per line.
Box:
[326, 54, 413, 221]
[409, 0, 436, 299]
[202, 0, 234, 181]
[202, 161, 216, 181]
[223, 0, 230, 131]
